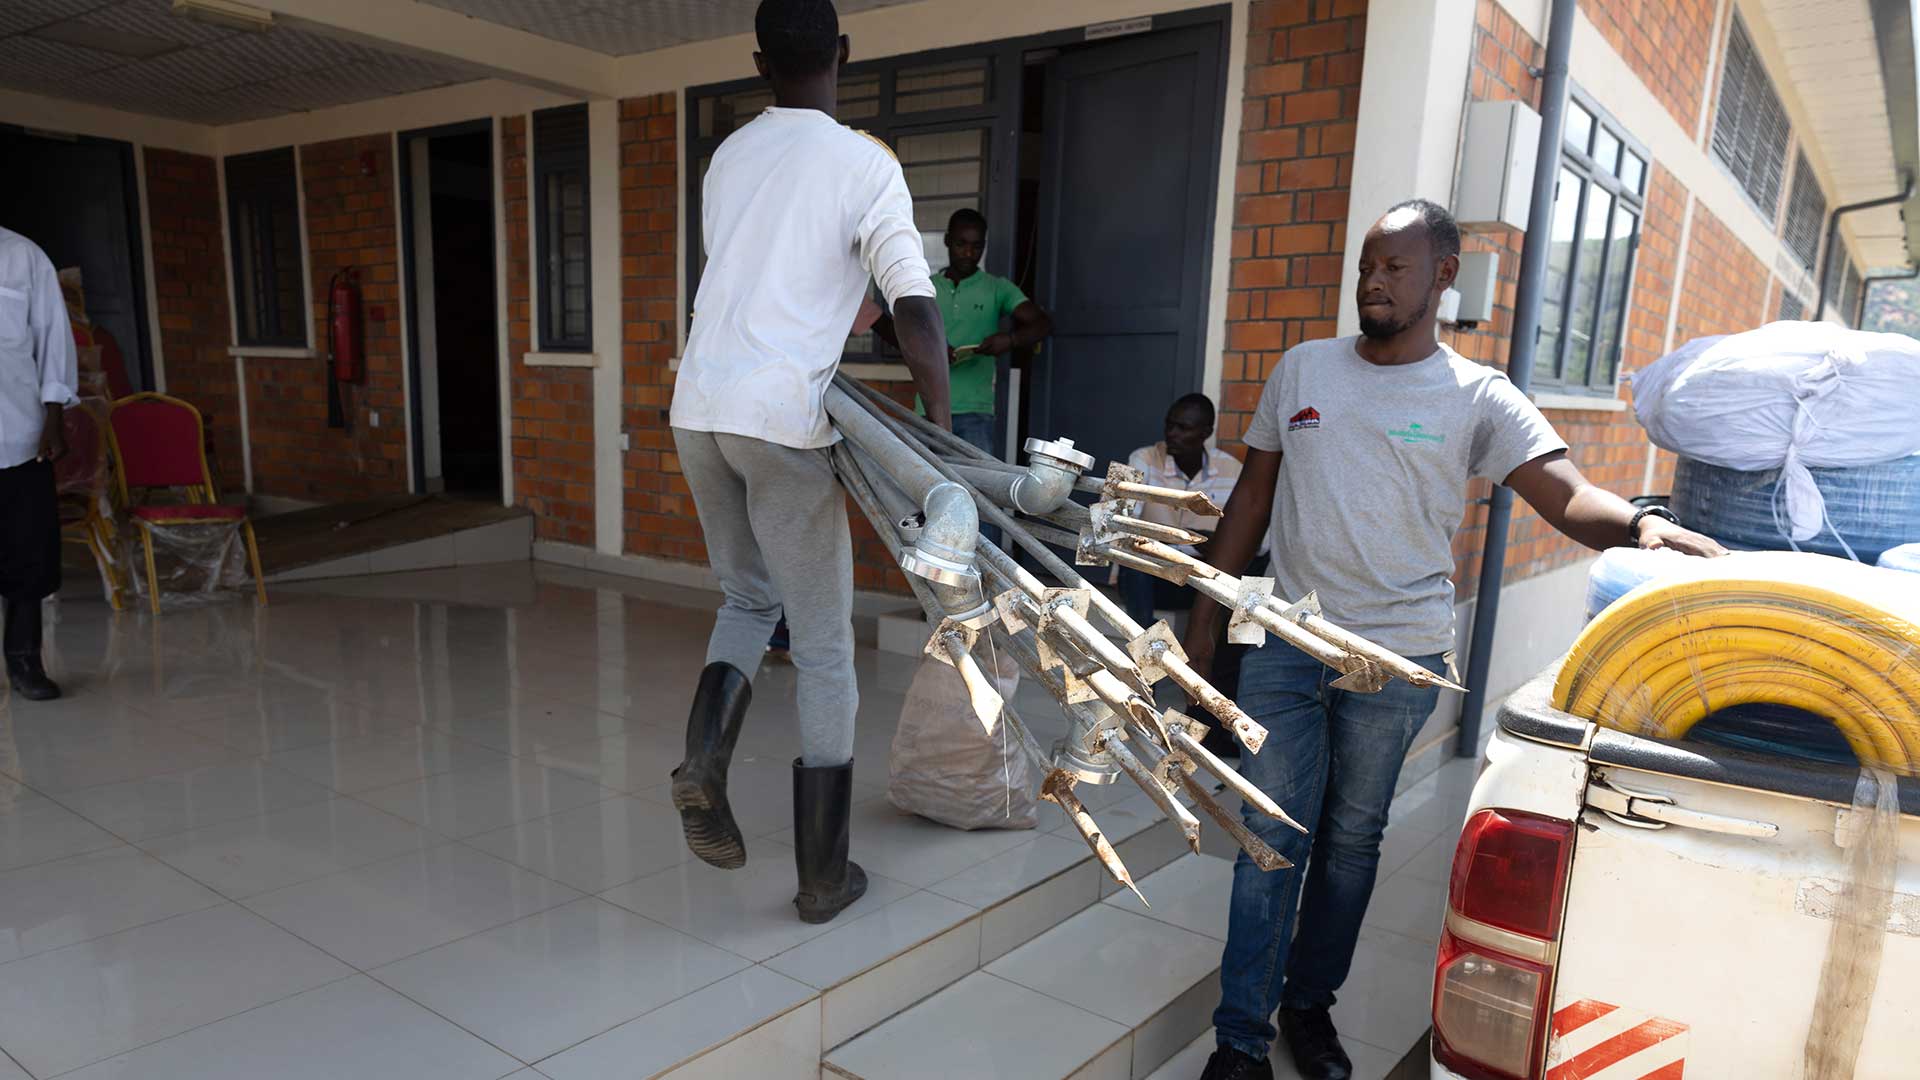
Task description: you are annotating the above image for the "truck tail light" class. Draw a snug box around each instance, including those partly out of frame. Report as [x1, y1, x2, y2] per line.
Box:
[1432, 809, 1574, 1080]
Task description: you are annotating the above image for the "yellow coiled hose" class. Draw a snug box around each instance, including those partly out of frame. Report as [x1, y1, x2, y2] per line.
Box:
[1552, 552, 1920, 777]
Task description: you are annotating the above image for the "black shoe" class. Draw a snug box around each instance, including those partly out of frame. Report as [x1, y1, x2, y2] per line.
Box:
[791, 758, 867, 924]
[5, 654, 61, 701]
[670, 662, 751, 869]
[1277, 1006, 1352, 1080]
[1199, 1046, 1273, 1080]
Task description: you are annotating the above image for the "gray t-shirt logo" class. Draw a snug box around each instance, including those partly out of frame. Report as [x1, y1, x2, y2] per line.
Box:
[1389, 421, 1446, 445]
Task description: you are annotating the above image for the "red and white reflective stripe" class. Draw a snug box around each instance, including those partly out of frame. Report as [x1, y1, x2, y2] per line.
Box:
[1545, 999, 1689, 1080]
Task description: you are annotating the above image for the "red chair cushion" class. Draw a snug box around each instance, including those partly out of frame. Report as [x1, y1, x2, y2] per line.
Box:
[131, 504, 246, 523]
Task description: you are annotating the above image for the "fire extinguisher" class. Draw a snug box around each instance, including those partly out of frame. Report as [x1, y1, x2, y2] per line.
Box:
[326, 267, 363, 429]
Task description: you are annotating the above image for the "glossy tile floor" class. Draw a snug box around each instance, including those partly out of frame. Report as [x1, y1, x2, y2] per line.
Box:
[0, 563, 1475, 1079]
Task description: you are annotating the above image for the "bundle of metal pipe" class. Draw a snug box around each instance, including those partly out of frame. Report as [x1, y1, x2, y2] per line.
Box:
[824, 374, 1463, 898]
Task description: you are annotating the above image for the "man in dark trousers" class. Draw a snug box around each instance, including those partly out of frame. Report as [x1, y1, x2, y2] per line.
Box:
[668, 0, 951, 925]
[1186, 200, 1723, 1080]
[1, 226, 76, 702]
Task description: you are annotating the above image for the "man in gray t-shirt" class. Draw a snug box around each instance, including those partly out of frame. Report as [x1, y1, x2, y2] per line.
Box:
[1188, 200, 1722, 1080]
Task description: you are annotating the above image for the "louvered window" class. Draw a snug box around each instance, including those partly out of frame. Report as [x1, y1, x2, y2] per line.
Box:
[1711, 16, 1792, 217]
[1778, 290, 1803, 321]
[534, 105, 591, 351]
[1782, 153, 1825, 271]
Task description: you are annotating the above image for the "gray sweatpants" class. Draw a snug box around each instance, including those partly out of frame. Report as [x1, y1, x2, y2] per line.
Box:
[673, 427, 856, 767]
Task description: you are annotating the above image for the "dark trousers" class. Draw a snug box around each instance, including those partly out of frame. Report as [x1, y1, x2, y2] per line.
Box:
[1, 459, 59, 659]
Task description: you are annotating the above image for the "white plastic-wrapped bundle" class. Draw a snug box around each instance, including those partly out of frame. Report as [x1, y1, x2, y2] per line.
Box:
[1632, 322, 1920, 546]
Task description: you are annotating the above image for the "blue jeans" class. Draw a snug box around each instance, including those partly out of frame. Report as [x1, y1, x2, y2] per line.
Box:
[1212, 641, 1444, 1060]
[951, 412, 997, 457]
[952, 413, 1000, 547]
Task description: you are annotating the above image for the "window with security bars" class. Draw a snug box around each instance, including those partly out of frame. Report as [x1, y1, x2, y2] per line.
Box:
[688, 55, 996, 359]
[1842, 263, 1863, 326]
[1779, 290, 1804, 321]
[534, 105, 591, 351]
[1534, 92, 1647, 393]
[1782, 153, 1825, 272]
[1711, 15, 1792, 217]
[225, 147, 306, 348]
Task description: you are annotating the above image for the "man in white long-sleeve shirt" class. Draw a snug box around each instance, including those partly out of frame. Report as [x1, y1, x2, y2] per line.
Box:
[0, 227, 78, 701]
[666, 0, 951, 926]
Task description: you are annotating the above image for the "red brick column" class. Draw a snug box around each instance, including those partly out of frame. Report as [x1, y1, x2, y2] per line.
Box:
[142, 147, 242, 493]
[504, 115, 597, 546]
[1217, 0, 1367, 447]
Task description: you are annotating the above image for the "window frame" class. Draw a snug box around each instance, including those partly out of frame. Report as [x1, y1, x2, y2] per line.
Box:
[224, 146, 307, 350]
[533, 104, 592, 353]
[1532, 86, 1649, 396]
[1780, 151, 1826, 274]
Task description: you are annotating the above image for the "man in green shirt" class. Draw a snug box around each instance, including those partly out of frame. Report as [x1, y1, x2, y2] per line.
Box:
[876, 208, 1052, 456]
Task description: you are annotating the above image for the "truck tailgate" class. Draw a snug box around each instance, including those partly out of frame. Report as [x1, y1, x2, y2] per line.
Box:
[1548, 758, 1920, 1078]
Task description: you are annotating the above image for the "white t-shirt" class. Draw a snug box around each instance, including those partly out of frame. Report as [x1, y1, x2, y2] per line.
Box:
[671, 107, 935, 449]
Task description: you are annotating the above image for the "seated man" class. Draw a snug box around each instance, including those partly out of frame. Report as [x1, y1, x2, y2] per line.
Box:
[1118, 393, 1268, 624]
[1116, 393, 1268, 724]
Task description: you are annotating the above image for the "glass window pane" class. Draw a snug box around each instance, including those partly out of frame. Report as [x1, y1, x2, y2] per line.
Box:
[1564, 103, 1594, 155]
[1563, 185, 1615, 385]
[1620, 151, 1646, 195]
[1591, 127, 1621, 177]
[896, 58, 990, 113]
[1591, 209, 1638, 388]
[1535, 168, 1584, 382]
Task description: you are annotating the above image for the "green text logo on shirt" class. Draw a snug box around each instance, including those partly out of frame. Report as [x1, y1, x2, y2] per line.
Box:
[1388, 422, 1446, 445]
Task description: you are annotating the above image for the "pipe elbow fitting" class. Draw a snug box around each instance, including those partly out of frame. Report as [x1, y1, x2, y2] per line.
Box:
[1011, 437, 1096, 515]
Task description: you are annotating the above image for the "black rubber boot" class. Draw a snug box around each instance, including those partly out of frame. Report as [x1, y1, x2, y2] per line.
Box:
[1277, 1006, 1352, 1080]
[670, 662, 751, 869]
[791, 758, 867, 924]
[4, 599, 58, 702]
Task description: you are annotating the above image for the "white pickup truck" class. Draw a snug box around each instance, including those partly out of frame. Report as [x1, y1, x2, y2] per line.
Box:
[1426, 671, 1918, 1080]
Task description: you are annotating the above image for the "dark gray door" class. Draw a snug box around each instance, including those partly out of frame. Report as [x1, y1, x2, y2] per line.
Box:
[1030, 25, 1225, 469]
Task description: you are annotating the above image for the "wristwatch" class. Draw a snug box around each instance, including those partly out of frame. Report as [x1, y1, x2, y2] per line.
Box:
[1629, 505, 1681, 542]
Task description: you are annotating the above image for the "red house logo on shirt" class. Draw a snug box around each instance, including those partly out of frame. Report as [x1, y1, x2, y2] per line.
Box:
[1288, 407, 1321, 431]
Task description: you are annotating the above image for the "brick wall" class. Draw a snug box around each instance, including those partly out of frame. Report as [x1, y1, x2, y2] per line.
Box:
[1216, 0, 1366, 447]
[142, 147, 242, 493]
[1578, 0, 1718, 134]
[1443, 2, 1702, 589]
[238, 136, 407, 502]
[1675, 200, 1772, 343]
[617, 94, 697, 562]
[503, 115, 596, 546]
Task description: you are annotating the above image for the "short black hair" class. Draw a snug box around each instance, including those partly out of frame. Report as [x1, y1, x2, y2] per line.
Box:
[755, 0, 840, 78]
[947, 208, 988, 234]
[1384, 198, 1461, 261]
[1168, 392, 1215, 427]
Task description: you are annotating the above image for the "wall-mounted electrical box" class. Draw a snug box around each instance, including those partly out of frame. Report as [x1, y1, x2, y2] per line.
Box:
[1449, 251, 1500, 328]
[1455, 100, 1541, 231]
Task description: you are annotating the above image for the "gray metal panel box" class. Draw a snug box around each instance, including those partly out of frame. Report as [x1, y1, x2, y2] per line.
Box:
[1452, 251, 1499, 326]
[1455, 100, 1541, 231]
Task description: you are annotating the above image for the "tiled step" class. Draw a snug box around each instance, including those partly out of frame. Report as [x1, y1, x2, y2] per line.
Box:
[588, 791, 1198, 1080]
[822, 854, 1237, 1080]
